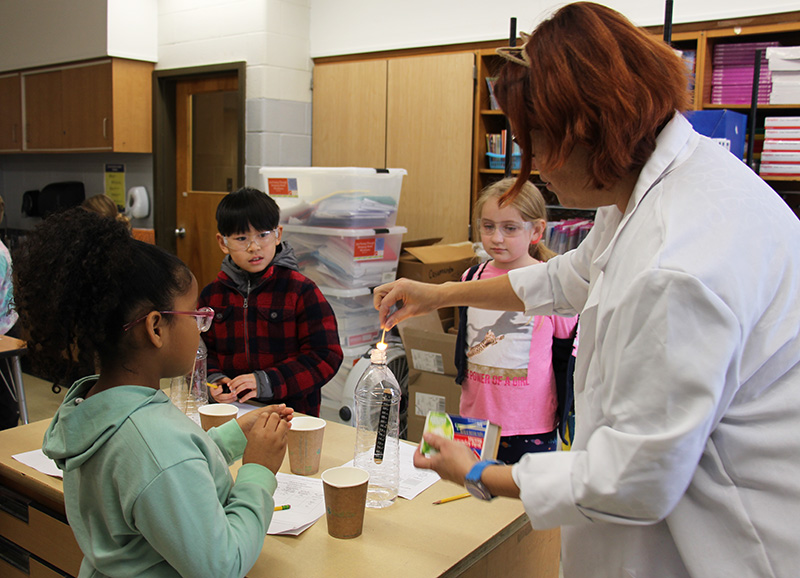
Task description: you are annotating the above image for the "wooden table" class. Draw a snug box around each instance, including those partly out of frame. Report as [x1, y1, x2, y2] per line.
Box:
[0, 419, 560, 578]
[0, 335, 28, 424]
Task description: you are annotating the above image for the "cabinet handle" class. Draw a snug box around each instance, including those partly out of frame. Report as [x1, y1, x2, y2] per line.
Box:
[174, 228, 186, 238]
[103, 118, 108, 139]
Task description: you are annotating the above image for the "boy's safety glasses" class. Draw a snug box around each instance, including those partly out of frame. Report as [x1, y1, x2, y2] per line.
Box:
[224, 229, 278, 251]
[123, 307, 215, 333]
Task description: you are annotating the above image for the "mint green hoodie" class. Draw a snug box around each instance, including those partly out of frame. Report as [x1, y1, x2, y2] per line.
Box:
[42, 376, 277, 578]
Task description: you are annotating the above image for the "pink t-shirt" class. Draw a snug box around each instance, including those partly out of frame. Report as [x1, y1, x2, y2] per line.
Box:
[459, 261, 577, 436]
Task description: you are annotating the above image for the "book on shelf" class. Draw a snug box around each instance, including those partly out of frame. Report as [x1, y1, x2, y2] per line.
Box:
[485, 77, 499, 110]
[485, 130, 521, 155]
[419, 411, 501, 460]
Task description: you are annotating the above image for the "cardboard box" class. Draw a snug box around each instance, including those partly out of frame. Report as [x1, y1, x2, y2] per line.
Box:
[396, 238, 478, 284]
[399, 311, 462, 442]
[407, 370, 462, 442]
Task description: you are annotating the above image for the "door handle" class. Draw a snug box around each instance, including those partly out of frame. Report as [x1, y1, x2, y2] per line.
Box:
[174, 228, 186, 238]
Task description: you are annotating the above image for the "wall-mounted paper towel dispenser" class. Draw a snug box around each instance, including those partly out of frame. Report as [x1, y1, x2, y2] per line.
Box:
[127, 186, 150, 219]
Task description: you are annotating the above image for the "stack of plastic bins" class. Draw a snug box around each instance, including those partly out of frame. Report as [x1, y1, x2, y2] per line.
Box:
[319, 285, 382, 348]
[258, 167, 406, 228]
[259, 167, 407, 424]
[278, 224, 406, 290]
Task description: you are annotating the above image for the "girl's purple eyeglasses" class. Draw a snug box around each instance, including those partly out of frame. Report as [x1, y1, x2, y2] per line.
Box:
[123, 307, 215, 333]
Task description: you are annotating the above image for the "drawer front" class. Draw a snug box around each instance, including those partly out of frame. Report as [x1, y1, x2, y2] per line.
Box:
[0, 486, 82, 576]
[0, 534, 73, 577]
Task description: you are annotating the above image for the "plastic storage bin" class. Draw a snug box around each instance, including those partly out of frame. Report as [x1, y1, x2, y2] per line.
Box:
[486, 152, 521, 170]
[320, 286, 382, 348]
[282, 224, 406, 289]
[259, 167, 406, 228]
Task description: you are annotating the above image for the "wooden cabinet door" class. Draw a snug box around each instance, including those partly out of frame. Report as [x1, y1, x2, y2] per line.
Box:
[0, 74, 22, 151]
[387, 53, 475, 243]
[312, 60, 388, 168]
[23, 69, 64, 150]
[62, 61, 113, 150]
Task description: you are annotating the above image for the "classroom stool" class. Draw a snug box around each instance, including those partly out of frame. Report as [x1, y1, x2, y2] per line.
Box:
[0, 335, 29, 425]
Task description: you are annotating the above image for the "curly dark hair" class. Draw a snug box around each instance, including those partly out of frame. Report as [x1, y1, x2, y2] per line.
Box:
[13, 208, 193, 385]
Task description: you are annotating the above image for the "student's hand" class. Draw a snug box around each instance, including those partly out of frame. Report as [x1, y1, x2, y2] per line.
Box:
[242, 411, 289, 475]
[413, 432, 479, 486]
[373, 278, 444, 330]
[208, 377, 237, 403]
[228, 373, 258, 402]
[237, 404, 294, 436]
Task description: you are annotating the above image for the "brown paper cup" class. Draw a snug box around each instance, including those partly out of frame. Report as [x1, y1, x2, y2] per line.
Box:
[198, 403, 238, 431]
[321, 466, 370, 539]
[288, 416, 326, 475]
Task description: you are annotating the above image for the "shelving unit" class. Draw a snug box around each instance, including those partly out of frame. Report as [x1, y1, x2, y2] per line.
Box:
[471, 12, 800, 222]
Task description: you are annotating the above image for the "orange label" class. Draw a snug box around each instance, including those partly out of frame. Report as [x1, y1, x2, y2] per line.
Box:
[353, 237, 384, 261]
[267, 178, 298, 198]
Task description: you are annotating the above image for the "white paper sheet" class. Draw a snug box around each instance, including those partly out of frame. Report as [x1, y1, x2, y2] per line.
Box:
[12, 448, 63, 478]
[267, 473, 326, 535]
[340, 440, 440, 501]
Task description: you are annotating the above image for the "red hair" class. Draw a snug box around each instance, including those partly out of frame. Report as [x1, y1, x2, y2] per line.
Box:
[495, 2, 691, 200]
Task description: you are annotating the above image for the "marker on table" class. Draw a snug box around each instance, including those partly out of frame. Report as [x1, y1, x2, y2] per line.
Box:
[432, 492, 471, 505]
[274, 504, 291, 511]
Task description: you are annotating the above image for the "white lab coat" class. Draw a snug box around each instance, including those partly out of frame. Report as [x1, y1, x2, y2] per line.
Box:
[508, 113, 800, 577]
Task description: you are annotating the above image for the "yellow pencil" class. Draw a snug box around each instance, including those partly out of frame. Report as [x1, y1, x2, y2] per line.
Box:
[274, 505, 291, 511]
[432, 492, 471, 505]
[207, 382, 220, 389]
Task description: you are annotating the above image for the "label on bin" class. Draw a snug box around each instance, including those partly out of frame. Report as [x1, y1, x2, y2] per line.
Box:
[353, 237, 384, 261]
[267, 178, 298, 198]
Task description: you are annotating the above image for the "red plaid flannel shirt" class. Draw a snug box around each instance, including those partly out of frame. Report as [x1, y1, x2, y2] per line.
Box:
[198, 264, 343, 416]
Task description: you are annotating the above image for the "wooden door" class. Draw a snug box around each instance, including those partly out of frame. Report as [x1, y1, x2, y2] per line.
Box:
[312, 60, 388, 167]
[0, 74, 22, 151]
[62, 61, 113, 150]
[175, 74, 240, 290]
[23, 69, 64, 150]
[387, 53, 475, 243]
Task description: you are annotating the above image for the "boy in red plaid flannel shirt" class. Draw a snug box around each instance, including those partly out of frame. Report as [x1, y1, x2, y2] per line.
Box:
[200, 187, 343, 416]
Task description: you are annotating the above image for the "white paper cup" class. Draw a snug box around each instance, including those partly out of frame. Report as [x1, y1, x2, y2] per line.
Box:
[198, 403, 238, 431]
[288, 416, 326, 475]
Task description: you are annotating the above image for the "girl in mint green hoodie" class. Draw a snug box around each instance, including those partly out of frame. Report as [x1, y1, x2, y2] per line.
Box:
[14, 208, 292, 578]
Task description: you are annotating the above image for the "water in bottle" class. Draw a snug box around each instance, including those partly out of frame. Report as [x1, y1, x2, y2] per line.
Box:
[172, 340, 208, 425]
[353, 345, 402, 508]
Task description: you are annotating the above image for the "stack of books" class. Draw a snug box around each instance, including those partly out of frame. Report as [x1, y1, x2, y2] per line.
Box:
[766, 46, 800, 105]
[546, 218, 594, 254]
[711, 41, 778, 105]
[759, 117, 800, 178]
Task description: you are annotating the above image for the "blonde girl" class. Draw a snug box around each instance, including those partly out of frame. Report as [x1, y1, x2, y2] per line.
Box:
[454, 178, 576, 463]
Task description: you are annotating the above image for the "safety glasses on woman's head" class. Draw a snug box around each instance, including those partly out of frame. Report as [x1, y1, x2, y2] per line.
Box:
[123, 307, 215, 333]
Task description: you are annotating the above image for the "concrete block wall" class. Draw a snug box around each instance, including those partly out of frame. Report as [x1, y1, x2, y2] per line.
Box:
[157, 0, 313, 189]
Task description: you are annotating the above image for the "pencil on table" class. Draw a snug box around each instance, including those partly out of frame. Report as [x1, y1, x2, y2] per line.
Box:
[432, 493, 471, 505]
[274, 505, 291, 511]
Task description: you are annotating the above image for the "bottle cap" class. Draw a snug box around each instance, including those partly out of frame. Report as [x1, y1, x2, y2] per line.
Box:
[370, 347, 387, 364]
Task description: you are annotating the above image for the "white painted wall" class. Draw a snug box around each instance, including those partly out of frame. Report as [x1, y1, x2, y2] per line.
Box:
[157, 0, 312, 103]
[156, 0, 314, 183]
[309, 0, 800, 57]
[0, 0, 157, 71]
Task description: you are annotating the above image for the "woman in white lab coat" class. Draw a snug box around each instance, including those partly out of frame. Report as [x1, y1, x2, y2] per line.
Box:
[374, 3, 800, 577]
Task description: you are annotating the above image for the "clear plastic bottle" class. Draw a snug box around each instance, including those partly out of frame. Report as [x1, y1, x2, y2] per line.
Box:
[353, 346, 402, 508]
[180, 340, 208, 426]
